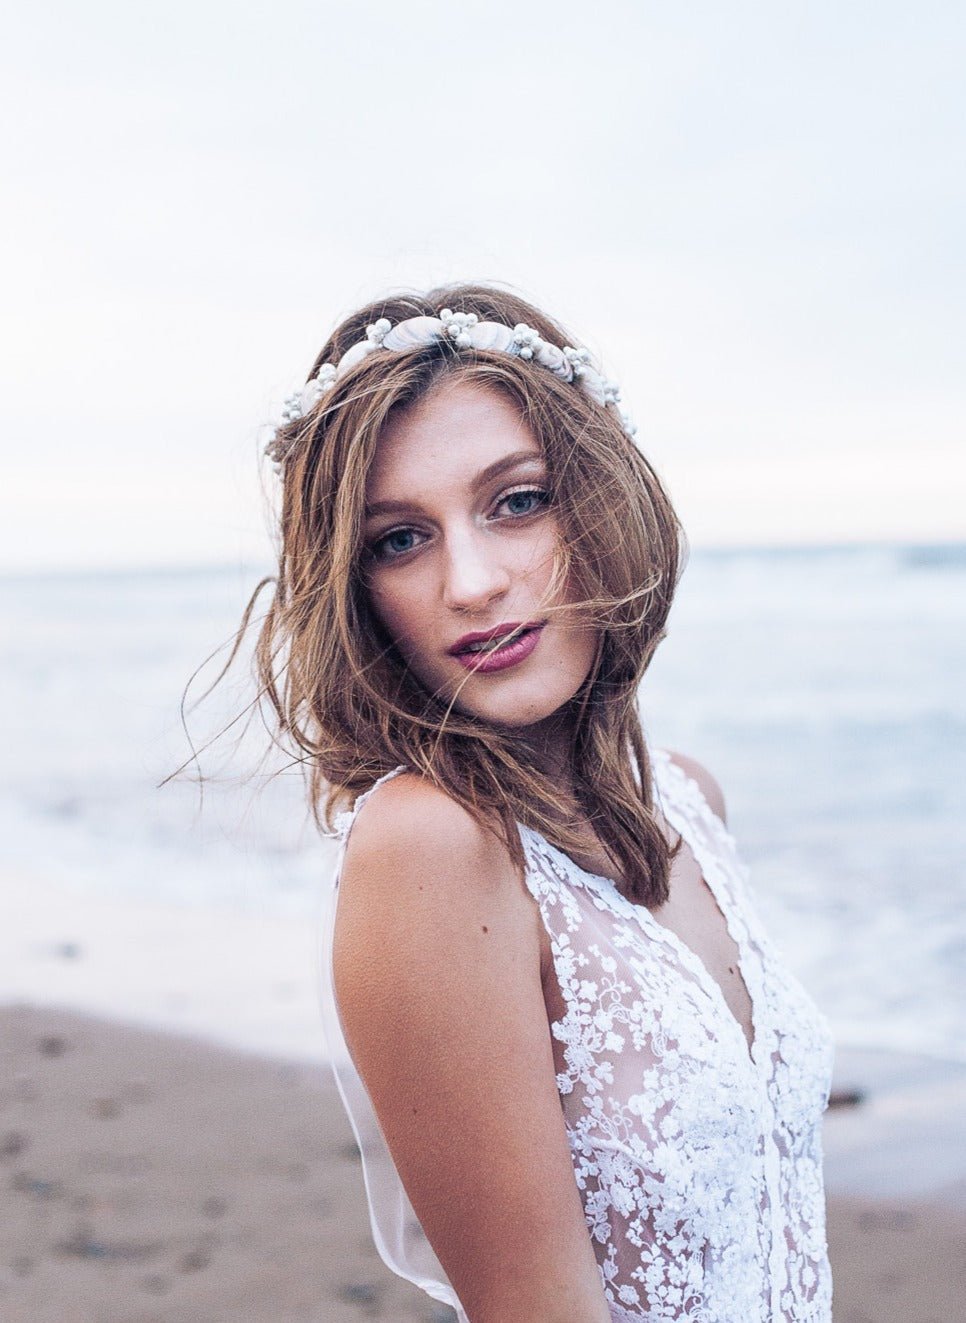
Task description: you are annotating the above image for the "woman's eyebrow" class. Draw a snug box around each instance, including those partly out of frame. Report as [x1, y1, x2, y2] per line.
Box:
[364, 450, 546, 518]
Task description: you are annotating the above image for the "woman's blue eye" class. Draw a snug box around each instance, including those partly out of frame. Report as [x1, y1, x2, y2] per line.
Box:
[500, 488, 549, 517]
[374, 528, 419, 559]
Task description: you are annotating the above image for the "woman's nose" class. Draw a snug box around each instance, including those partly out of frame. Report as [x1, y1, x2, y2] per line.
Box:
[441, 527, 512, 614]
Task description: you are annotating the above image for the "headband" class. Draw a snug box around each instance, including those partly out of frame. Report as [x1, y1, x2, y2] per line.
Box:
[265, 308, 637, 467]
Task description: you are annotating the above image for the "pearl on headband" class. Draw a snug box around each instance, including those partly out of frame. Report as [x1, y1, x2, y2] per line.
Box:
[266, 308, 637, 466]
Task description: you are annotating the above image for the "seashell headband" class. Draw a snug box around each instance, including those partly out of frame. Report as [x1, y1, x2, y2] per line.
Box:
[265, 308, 637, 467]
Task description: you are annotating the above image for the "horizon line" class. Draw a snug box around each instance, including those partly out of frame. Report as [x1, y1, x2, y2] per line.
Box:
[1, 537, 964, 584]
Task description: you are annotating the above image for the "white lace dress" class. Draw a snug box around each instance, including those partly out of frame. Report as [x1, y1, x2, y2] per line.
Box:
[319, 746, 835, 1323]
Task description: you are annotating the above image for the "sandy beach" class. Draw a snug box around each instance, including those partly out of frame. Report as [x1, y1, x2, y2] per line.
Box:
[2, 819, 964, 1322]
[3, 1005, 965, 1323]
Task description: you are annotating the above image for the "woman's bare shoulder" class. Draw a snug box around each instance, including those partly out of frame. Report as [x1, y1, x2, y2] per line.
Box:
[334, 768, 540, 1032]
[343, 768, 519, 897]
[663, 748, 728, 825]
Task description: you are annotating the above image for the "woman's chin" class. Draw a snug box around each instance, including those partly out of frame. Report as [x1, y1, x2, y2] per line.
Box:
[446, 687, 572, 731]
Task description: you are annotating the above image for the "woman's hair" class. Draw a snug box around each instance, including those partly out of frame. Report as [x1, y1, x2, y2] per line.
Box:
[240, 281, 687, 906]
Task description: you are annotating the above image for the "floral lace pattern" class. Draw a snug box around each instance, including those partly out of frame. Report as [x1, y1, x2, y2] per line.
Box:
[321, 750, 834, 1323]
[518, 746, 834, 1321]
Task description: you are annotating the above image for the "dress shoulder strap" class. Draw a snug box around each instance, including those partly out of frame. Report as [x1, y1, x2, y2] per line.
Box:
[649, 745, 765, 931]
[330, 764, 409, 835]
[649, 745, 731, 846]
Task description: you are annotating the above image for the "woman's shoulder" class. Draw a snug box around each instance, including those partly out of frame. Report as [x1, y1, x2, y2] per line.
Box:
[660, 748, 728, 826]
[348, 767, 494, 845]
[334, 768, 547, 1008]
[342, 768, 521, 898]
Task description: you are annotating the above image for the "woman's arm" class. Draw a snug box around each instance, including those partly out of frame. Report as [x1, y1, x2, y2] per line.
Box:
[333, 773, 612, 1323]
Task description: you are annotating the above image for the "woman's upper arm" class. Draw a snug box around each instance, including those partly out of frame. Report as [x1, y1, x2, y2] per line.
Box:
[332, 775, 611, 1323]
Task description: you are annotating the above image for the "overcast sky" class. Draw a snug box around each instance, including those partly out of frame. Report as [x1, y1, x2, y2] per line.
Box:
[2, 1, 963, 571]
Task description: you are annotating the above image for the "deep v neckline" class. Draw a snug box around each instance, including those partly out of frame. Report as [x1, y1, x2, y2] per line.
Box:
[520, 755, 761, 1069]
[527, 828, 760, 1068]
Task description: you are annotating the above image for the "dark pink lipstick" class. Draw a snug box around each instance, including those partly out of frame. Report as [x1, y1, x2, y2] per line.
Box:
[448, 621, 546, 674]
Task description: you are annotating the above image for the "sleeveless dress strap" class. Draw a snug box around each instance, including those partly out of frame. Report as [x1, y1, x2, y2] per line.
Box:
[649, 747, 774, 951]
[328, 764, 410, 874]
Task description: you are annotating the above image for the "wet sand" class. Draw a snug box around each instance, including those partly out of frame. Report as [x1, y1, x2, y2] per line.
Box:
[2, 1004, 964, 1322]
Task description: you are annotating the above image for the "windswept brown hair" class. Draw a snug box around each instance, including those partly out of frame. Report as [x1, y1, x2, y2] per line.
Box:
[241, 281, 686, 906]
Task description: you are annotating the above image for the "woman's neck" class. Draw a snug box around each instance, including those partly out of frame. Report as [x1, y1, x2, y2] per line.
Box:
[509, 707, 580, 801]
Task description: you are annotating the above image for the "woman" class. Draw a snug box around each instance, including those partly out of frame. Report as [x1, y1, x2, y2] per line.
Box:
[250, 283, 834, 1322]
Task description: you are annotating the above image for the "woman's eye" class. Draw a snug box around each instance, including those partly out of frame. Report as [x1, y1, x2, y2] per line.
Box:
[497, 487, 550, 518]
[372, 528, 422, 560]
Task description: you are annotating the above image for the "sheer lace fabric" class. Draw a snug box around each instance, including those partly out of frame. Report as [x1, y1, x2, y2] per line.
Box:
[319, 748, 834, 1322]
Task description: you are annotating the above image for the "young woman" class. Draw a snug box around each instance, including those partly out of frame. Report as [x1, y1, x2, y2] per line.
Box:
[250, 283, 835, 1322]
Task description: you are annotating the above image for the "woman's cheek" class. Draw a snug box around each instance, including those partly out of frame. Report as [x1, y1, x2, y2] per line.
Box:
[369, 584, 430, 662]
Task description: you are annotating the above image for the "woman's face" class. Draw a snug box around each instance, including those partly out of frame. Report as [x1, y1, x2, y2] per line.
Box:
[362, 378, 599, 730]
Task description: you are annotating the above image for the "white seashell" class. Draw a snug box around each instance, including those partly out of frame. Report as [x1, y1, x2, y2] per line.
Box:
[300, 379, 325, 411]
[466, 321, 516, 353]
[336, 339, 382, 374]
[534, 341, 572, 380]
[382, 317, 443, 351]
[577, 366, 607, 407]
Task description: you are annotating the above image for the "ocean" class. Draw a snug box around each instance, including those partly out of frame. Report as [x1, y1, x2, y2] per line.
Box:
[1, 543, 963, 1062]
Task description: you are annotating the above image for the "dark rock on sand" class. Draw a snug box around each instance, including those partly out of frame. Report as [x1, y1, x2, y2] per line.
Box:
[0, 1130, 29, 1160]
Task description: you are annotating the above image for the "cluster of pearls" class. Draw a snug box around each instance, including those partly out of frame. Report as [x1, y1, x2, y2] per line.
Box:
[266, 307, 637, 466]
[563, 344, 593, 377]
[511, 323, 543, 359]
[278, 361, 337, 427]
[366, 318, 392, 347]
[439, 308, 479, 348]
[280, 391, 305, 426]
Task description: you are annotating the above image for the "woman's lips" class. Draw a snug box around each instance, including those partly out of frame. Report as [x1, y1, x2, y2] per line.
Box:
[452, 624, 545, 674]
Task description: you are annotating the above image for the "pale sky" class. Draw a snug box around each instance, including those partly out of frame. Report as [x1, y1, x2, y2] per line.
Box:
[2, 1, 963, 571]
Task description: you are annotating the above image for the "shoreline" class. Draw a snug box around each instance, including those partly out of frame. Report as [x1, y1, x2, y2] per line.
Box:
[0, 868, 333, 1065]
[3, 1004, 966, 1322]
[5, 868, 964, 1072]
